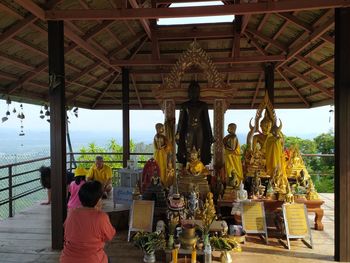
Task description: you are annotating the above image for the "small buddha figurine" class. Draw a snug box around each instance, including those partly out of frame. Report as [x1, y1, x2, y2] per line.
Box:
[236, 182, 248, 201]
[186, 147, 210, 177]
[166, 160, 175, 188]
[223, 123, 244, 188]
[285, 183, 294, 203]
[154, 123, 169, 186]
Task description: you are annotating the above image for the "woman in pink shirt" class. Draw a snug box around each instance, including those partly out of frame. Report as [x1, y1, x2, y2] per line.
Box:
[67, 167, 87, 210]
[60, 180, 116, 263]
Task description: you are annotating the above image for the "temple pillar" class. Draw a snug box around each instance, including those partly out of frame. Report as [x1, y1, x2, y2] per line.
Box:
[163, 99, 176, 167]
[48, 21, 66, 250]
[265, 63, 275, 106]
[122, 67, 130, 168]
[335, 7, 350, 262]
[213, 99, 226, 172]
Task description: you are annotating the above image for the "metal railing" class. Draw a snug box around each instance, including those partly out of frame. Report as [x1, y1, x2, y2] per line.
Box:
[0, 152, 334, 220]
[0, 152, 153, 219]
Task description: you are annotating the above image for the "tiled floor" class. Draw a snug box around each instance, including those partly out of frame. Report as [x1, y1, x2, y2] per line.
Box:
[0, 194, 334, 262]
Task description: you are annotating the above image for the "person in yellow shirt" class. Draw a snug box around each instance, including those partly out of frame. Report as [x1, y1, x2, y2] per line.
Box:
[87, 156, 112, 198]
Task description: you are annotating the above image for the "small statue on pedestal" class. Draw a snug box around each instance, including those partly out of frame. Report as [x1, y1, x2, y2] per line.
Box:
[186, 147, 210, 177]
[154, 123, 170, 187]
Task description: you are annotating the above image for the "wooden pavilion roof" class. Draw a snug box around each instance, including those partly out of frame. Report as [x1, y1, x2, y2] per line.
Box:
[0, 0, 345, 110]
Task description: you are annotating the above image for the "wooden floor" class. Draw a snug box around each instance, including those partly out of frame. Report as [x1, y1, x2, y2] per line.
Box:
[0, 194, 334, 263]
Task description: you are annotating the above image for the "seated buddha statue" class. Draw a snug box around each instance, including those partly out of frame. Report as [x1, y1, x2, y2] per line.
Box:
[186, 147, 210, 177]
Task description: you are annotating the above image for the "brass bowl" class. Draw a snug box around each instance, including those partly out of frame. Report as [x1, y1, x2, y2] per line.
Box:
[179, 234, 198, 249]
[182, 224, 196, 239]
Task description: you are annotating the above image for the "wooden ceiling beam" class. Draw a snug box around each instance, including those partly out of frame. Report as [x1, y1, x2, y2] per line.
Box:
[277, 69, 310, 107]
[108, 32, 146, 58]
[246, 28, 288, 52]
[45, 0, 350, 20]
[283, 66, 333, 98]
[68, 71, 115, 103]
[244, 32, 268, 56]
[251, 72, 263, 109]
[128, 0, 151, 38]
[7, 62, 47, 94]
[91, 73, 120, 108]
[130, 74, 143, 109]
[64, 25, 121, 73]
[0, 2, 23, 19]
[111, 55, 285, 66]
[0, 15, 36, 44]
[278, 12, 334, 44]
[130, 65, 263, 74]
[13, 0, 45, 20]
[0, 71, 18, 81]
[277, 16, 334, 69]
[156, 29, 235, 40]
[0, 51, 36, 71]
[296, 55, 334, 79]
[265, 20, 288, 51]
[257, 13, 270, 31]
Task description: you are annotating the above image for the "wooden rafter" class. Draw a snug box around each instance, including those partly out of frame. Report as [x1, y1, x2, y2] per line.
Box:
[68, 71, 115, 103]
[0, 2, 23, 19]
[109, 32, 146, 58]
[130, 65, 263, 75]
[110, 55, 285, 66]
[251, 72, 263, 108]
[296, 55, 334, 79]
[91, 73, 120, 108]
[128, 0, 151, 38]
[13, 0, 45, 20]
[246, 28, 288, 52]
[265, 20, 288, 51]
[0, 15, 36, 44]
[130, 74, 143, 109]
[283, 66, 333, 98]
[277, 16, 334, 69]
[244, 32, 268, 56]
[278, 12, 334, 44]
[45, 1, 350, 20]
[277, 69, 310, 107]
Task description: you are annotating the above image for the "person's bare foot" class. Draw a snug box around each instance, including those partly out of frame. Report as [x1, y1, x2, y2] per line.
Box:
[41, 201, 51, 205]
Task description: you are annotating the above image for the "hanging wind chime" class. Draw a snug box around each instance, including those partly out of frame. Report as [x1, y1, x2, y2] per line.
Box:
[1, 97, 11, 123]
[18, 104, 25, 136]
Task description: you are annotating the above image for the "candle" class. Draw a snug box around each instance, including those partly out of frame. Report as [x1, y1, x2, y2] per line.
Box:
[191, 247, 197, 263]
[172, 248, 178, 263]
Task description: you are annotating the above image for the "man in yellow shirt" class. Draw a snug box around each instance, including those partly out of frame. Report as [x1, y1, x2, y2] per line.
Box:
[87, 156, 112, 198]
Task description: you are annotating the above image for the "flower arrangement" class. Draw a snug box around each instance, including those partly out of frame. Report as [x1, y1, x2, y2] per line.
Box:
[210, 236, 241, 252]
[133, 231, 166, 254]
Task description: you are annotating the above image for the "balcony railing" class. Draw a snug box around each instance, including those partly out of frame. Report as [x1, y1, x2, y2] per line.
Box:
[0, 152, 334, 220]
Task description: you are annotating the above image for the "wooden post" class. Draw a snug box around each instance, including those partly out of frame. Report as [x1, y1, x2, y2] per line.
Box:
[265, 63, 275, 105]
[213, 99, 226, 171]
[163, 99, 176, 167]
[48, 21, 66, 250]
[122, 67, 130, 168]
[335, 7, 350, 262]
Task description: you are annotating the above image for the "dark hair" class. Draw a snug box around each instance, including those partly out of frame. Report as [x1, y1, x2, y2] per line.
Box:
[75, 175, 86, 185]
[39, 166, 51, 189]
[78, 181, 103, 207]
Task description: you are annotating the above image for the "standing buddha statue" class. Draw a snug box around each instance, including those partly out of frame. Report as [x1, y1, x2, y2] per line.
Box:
[223, 123, 243, 188]
[154, 123, 170, 187]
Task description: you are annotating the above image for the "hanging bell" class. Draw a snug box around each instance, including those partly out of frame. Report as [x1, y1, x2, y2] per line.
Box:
[6, 98, 11, 105]
[19, 131, 25, 136]
[2, 116, 8, 123]
[6, 110, 10, 116]
[40, 115, 45, 119]
[13, 108, 17, 113]
[40, 109, 43, 114]
[47, 119, 50, 123]
[45, 110, 50, 116]
[44, 104, 48, 110]
[17, 113, 21, 118]
[20, 113, 25, 119]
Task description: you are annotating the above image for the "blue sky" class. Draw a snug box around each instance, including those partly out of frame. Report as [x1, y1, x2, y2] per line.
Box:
[0, 99, 334, 137]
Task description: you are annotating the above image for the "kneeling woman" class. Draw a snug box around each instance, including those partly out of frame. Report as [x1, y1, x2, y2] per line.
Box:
[60, 181, 116, 263]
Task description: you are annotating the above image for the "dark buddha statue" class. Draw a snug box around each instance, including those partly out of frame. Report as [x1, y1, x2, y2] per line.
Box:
[175, 81, 214, 165]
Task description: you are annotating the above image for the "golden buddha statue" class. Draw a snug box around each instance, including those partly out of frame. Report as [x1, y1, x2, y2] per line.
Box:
[223, 123, 243, 188]
[245, 92, 287, 193]
[154, 123, 170, 186]
[285, 146, 311, 180]
[186, 147, 210, 177]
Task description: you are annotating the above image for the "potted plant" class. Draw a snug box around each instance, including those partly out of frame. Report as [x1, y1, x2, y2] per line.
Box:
[133, 231, 166, 263]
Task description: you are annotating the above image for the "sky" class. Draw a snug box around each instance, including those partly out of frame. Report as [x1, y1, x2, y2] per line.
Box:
[0, 99, 334, 138]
